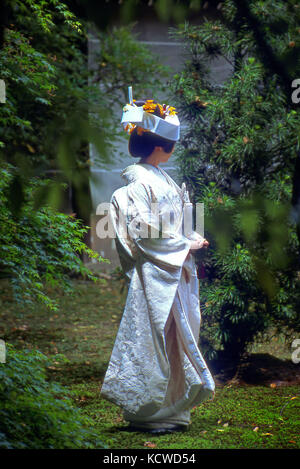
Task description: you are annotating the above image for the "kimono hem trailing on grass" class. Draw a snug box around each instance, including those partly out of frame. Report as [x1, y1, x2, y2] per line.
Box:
[100, 163, 215, 428]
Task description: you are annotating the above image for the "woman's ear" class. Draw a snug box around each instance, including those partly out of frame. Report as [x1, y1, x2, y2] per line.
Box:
[154, 146, 164, 153]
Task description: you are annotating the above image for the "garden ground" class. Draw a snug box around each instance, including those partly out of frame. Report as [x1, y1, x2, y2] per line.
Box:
[0, 277, 299, 449]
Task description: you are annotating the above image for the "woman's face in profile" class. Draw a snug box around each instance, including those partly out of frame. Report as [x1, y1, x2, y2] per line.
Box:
[154, 144, 176, 164]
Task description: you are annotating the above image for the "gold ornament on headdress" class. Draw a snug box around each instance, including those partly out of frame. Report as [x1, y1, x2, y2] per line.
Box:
[123, 99, 177, 136]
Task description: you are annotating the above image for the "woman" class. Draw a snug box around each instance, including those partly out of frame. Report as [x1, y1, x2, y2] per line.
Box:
[100, 91, 215, 434]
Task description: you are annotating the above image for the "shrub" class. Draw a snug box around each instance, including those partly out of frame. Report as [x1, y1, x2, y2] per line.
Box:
[0, 343, 106, 449]
[0, 166, 105, 310]
[169, 1, 300, 358]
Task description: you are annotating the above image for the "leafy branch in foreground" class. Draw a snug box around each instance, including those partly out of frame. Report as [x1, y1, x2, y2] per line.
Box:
[0, 344, 106, 449]
[169, 0, 300, 358]
[0, 166, 107, 310]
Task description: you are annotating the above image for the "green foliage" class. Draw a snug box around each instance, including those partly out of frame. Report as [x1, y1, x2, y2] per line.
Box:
[90, 25, 169, 105]
[0, 343, 106, 449]
[0, 165, 106, 310]
[0, 1, 168, 184]
[0, 1, 83, 166]
[169, 0, 300, 357]
[0, 1, 168, 307]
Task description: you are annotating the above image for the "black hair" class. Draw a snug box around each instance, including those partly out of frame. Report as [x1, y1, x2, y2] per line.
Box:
[128, 100, 176, 158]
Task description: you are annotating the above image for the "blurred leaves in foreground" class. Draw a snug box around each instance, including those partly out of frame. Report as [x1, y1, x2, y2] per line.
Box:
[0, 343, 106, 448]
[0, 0, 169, 307]
[169, 0, 300, 358]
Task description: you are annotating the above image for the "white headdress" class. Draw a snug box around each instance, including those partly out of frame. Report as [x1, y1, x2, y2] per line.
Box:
[121, 86, 180, 141]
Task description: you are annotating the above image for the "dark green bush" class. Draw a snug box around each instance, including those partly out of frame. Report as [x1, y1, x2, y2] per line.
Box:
[0, 1, 168, 309]
[0, 343, 106, 449]
[0, 166, 105, 310]
[169, 1, 300, 358]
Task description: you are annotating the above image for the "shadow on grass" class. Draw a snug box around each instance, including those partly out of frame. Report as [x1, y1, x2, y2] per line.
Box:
[46, 351, 300, 388]
[209, 352, 300, 386]
[46, 362, 108, 385]
[4, 328, 64, 343]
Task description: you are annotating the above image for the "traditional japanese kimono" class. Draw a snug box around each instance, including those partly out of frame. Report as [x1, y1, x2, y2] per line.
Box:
[100, 162, 215, 429]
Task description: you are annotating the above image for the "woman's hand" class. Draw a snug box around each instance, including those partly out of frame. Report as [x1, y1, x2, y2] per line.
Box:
[184, 236, 209, 282]
[190, 238, 209, 251]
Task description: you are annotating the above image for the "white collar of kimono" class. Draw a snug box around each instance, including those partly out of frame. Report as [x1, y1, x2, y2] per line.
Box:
[121, 163, 190, 202]
[121, 104, 180, 141]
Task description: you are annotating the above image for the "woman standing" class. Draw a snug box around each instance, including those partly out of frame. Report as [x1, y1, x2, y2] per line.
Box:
[100, 90, 215, 434]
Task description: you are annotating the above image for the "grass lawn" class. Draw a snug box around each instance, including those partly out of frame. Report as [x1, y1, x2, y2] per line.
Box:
[0, 277, 299, 450]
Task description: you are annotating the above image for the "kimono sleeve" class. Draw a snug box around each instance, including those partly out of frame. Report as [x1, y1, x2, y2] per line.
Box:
[126, 181, 192, 270]
[188, 231, 205, 242]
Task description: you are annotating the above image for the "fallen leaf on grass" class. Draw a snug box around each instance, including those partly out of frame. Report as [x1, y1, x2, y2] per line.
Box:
[261, 433, 273, 436]
[253, 427, 259, 432]
[144, 442, 157, 448]
[14, 325, 28, 331]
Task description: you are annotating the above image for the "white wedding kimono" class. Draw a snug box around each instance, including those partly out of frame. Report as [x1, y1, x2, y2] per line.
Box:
[100, 162, 215, 429]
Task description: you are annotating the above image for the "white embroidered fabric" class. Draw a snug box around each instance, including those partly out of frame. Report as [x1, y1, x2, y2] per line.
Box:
[100, 163, 215, 427]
